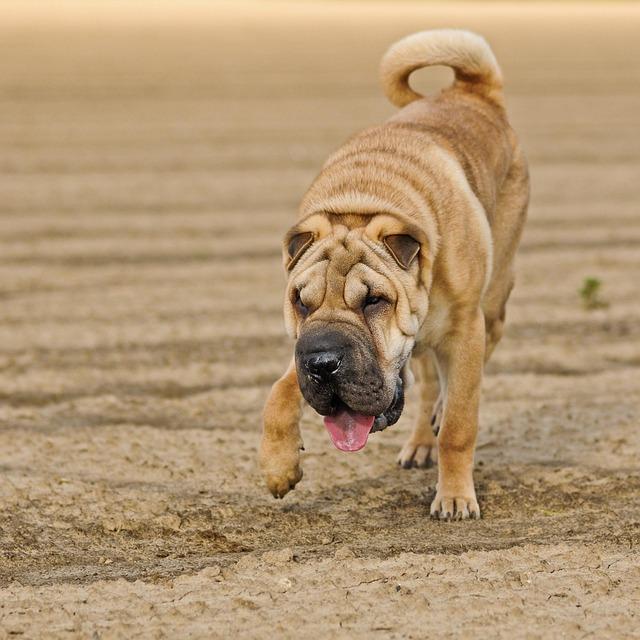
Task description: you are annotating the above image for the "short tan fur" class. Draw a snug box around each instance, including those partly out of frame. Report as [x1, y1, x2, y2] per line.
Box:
[260, 29, 529, 520]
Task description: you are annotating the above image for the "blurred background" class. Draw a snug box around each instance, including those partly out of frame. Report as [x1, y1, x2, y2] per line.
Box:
[0, 1, 639, 636]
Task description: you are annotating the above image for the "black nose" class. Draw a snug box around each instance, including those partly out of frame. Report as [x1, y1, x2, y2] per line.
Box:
[296, 328, 351, 385]
[304, 350, 343, 383]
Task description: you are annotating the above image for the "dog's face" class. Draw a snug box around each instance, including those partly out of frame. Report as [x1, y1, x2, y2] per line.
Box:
[283, 212, 431, 451]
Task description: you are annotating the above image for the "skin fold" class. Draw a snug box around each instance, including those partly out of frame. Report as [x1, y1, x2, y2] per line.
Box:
[259, 29, 529, 520]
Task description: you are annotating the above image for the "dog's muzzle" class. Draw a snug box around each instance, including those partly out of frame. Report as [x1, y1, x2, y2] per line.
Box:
[295, 326, 406, 450]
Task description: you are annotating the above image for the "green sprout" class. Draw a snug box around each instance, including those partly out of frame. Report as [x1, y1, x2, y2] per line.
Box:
[579, 277, 608, 310]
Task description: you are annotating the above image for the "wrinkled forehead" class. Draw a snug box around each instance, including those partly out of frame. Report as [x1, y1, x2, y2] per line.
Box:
[292, 225, 382, 283]
[292, 224, 389, 277]
[321, 225, 367, 274]
[291, 226, 395, 307]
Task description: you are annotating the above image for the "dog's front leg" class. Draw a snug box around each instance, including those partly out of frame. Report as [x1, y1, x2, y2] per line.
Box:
[397, 350, 439, 468]
[259, 358, 304, 498]
[430, 308, 485, 520]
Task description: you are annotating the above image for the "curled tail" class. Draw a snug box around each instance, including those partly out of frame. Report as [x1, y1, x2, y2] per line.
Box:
[380, 29, 504, 108]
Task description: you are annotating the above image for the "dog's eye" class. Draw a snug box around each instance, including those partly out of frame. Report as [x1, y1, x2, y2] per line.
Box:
[363, 295, 386, 309]
[294, 290, 309, 318]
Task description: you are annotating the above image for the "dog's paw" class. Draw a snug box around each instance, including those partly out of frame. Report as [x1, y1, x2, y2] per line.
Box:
[397, 437, 437, 469]
[259, 443, 303, 499]
[430, 490, 480, 521]
[264, 464, 303, 499]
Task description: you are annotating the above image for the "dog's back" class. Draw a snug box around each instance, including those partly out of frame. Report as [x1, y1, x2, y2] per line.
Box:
[381, 29, 521, 219]
[301, 30, 525, 230]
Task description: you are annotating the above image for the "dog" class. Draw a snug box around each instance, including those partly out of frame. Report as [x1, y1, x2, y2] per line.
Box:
[259, 29, 529, 520]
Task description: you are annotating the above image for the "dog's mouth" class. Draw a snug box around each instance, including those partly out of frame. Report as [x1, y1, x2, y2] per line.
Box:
[323, 377, 404, 452]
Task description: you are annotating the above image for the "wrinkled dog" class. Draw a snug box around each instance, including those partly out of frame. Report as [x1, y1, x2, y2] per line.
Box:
[259, 30, 529, 520]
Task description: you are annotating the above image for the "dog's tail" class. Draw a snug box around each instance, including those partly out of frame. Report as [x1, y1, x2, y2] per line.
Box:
[380, 29, 504, 108]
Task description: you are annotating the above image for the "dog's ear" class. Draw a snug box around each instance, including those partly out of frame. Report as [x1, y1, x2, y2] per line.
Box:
[383, 234, 420, 269]
[285, 230, 314, 270]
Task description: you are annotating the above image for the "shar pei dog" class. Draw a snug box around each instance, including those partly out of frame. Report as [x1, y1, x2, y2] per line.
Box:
[259, 29, 529, 520]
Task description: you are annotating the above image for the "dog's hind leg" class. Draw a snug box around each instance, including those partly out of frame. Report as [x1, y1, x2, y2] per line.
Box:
[430, 391, 444, 436]
[397, 350, 439, 469]
[484, 294, 509, 363]
[259, 358, 305, 498]
[482, 146, 529, 363]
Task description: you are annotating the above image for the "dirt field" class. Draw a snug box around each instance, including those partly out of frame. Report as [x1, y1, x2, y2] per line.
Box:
[0, 1, 639, 637]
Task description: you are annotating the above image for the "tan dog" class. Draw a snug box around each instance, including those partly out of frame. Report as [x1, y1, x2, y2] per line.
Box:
[259, 30, 529, 520]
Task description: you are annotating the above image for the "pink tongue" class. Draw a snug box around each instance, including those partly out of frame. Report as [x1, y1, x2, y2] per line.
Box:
[324, 409, 375, 452]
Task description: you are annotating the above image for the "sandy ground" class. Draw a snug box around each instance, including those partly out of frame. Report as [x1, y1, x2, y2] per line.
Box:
[0, 1, 639, 638]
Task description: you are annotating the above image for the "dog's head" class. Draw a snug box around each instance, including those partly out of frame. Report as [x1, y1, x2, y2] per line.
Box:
[283, 212, 432, 451]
